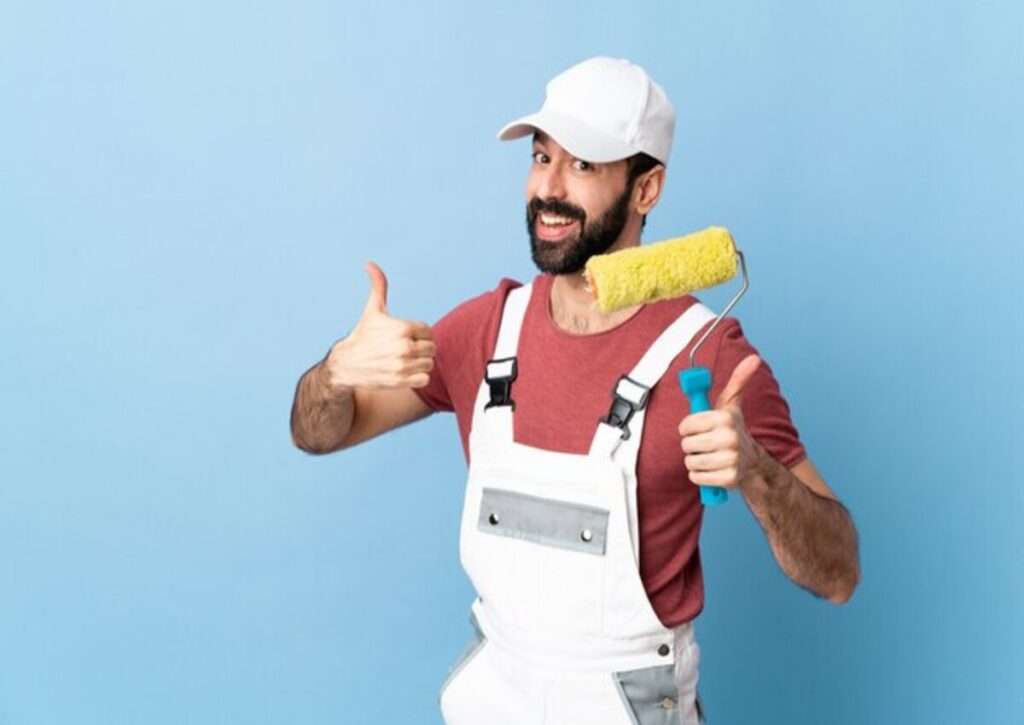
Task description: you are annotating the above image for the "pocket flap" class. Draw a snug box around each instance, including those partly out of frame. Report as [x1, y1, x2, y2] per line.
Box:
[477, 487, 609, 555]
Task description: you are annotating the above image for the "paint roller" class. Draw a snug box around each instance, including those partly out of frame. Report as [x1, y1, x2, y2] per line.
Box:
[583, 226, 749, 506]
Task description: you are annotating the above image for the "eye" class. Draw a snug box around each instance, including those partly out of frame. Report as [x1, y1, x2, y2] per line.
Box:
[532, 151, 549, 164]
[572, 159, 593, 172]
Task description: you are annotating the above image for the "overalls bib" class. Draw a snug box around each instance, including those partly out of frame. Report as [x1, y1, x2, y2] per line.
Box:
[439, 281, 717, 725]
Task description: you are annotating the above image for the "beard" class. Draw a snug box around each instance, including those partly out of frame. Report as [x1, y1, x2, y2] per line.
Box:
[526, 183, 632, 275]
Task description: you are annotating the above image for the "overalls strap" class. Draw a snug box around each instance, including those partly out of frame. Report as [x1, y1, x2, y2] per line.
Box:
[588, 301, 717, 561]
[479, 282, 533, 442]
[590, 301, 718, 460]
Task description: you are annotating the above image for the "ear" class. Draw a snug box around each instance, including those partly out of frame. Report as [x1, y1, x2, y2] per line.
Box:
[632, 165, 666, 216]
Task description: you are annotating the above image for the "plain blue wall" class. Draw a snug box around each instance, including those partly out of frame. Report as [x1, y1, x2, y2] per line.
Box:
[3, 1, 1021, 723]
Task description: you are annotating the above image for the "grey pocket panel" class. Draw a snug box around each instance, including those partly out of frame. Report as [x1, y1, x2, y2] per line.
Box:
[612, 663, 680, 725]
[477, 487, 609, 555]
[438, 611, 487, 703]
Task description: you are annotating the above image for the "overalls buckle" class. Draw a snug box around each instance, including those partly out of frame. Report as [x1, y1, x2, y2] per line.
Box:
[601, 374, 651, 440]
[484, 357, 518, 410]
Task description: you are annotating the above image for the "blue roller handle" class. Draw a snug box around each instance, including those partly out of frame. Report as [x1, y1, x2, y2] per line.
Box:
[679, 367, 729, 506]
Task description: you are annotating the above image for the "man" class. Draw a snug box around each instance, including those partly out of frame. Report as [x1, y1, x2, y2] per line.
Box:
[290, 56, 860, 725]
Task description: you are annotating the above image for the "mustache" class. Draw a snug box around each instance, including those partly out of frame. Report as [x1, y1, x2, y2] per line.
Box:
[527, 197, 586, 224]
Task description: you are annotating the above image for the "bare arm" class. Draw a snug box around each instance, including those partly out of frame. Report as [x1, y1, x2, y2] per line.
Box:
[679, 353, 861, 605]
[290, 261, 437, 455]
[290, 357, 355, 454]
[290, 350, 435, 454]
[739, 450, 861, 604]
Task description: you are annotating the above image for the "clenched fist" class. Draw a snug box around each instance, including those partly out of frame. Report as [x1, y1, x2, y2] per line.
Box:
[678, 354, 763, 492]
[320, 261, 437, 393]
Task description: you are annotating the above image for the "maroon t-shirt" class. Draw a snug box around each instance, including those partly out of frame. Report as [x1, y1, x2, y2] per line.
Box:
[413, 272, 807, 626]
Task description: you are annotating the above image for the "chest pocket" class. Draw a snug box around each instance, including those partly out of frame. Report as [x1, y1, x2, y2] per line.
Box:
[473, 486, 609, 634]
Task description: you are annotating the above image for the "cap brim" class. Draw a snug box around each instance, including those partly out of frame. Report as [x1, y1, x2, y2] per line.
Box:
[496, 109, 638, 163]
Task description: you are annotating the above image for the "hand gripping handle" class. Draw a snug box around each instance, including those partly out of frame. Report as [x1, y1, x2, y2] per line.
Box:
[679, 367, 729, 506]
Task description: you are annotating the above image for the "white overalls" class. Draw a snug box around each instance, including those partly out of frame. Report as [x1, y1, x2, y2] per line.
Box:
[439, 282, 717, 725]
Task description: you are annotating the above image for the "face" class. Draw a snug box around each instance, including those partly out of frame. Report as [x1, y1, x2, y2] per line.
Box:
[526, 131, 634, 275]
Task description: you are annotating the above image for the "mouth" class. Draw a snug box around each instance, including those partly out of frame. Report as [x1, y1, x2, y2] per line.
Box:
[535, 212, 581, 241]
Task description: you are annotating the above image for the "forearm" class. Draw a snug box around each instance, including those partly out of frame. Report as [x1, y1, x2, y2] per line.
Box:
[289, 358, 355, 454]
[738, 443, 860, 604]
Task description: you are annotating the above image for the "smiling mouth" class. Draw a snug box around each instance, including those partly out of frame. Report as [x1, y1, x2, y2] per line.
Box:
[535, 213, 580, 241]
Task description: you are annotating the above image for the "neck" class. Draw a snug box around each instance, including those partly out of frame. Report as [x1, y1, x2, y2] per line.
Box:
[548, 231, 644, 335]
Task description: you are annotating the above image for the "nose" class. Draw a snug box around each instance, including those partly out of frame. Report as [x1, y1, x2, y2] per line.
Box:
[534, 163, 567, 201]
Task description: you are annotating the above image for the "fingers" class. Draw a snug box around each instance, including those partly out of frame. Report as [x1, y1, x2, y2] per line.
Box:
[402, 354, 435, 375]
[407, 372, 431, 388]
[386, 337, 436, 385]
[340, 264, 438, 390]
[394, 339, 436, 366]
[679, 356, 759, 490]
[405, 320, 434, 341]
[684, 449, 736, 472]
[688, 469, 736, 486]
[369, 336, 433, 372]
[387, 355, 433, 380]
[407, 338, 436, 357]
[680, 427, 737, 454]
[678, 409, 731, 437]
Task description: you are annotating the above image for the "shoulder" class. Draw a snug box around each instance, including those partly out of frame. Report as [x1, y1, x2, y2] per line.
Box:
[701, 315, 764, 380]
[430, 277, 527, 348]
[671, 313, 770, 400]
[714, 316, 752, 354]
[416, 277, 527, 413]
[440, 277, 524, 327]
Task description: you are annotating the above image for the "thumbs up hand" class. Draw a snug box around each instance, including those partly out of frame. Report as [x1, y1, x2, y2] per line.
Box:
[677, 354, 763, 493]
[320, 261, 437, 394]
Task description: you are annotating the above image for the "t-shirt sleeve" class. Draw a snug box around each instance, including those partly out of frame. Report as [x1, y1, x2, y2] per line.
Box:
[411, 304, 461, 413]
[709, 318, 808, 469]
[412, 330, 454, 413]
[411, 278, 522, 415]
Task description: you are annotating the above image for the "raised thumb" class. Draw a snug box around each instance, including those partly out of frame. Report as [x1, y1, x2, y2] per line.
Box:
[363, 261, 389, 316]
[715, 354, 761, 409]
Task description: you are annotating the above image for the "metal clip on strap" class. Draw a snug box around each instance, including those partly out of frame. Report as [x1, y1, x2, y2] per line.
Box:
[484, 357, 518, 411]
[602, 374, 651, 440]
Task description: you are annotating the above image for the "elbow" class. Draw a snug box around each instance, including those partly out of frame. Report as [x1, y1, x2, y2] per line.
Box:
[289, 397, 328, 455]
[827, 588, 853, 606]
[290, 427, 344, 455]
[290, 421, 313, 453]
[290, 430, 318, 454]
[290, 423, 329, 452]
[826, 566, 861, 606]
[827, 517, 861, 606]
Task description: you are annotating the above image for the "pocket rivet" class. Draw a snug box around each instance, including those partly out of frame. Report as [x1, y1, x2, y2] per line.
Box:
[660, 697, 676, 710]
[580, 528, 593, 542]
[657, 643, 670, 656]
[488, 513, 500, 525]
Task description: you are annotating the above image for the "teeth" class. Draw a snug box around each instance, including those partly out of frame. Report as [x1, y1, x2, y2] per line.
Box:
[540, 213, 574, 226]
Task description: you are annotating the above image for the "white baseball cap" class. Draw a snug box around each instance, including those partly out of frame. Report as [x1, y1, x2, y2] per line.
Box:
[497, 56, 676, 165]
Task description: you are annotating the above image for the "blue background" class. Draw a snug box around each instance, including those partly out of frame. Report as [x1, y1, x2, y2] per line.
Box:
[3, 1, 1022, 723]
